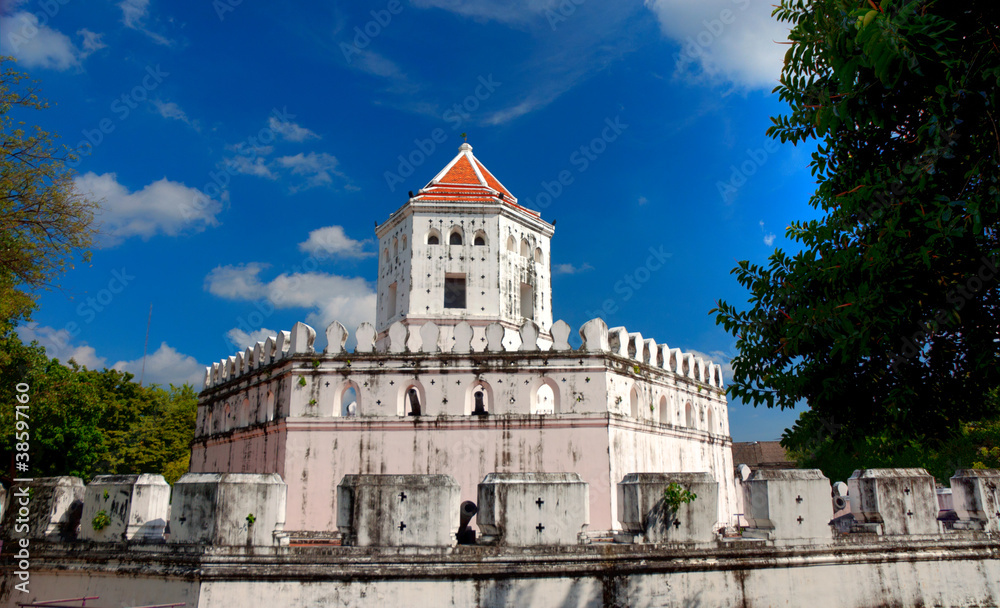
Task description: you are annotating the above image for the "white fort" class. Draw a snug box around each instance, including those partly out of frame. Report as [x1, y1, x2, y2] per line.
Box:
[190, 142, 738, 535]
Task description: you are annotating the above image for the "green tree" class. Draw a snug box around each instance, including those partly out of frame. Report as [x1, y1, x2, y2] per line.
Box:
[0, 56, 98, 330]
[1, 329, 198, 483]
[714, 0, 1000, 470]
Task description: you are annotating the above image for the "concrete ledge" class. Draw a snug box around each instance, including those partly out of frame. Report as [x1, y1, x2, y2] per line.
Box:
[849, 468, 938, 535]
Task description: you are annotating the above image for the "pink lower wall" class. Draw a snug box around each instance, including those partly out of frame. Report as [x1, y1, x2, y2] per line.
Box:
[190, 414, 733, 534]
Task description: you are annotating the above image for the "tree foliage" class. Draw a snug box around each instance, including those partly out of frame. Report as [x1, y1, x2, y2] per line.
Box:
[714, 1, 1000, 463]
[0, 56, 98, 329]
[1, 329, 197, 484]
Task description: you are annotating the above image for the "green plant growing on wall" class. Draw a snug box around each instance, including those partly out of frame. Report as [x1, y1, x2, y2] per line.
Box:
[308, 399, 317, 406]
[246, 513, 256, 526]
[311, 359, 321, 368]
[297, 377, 307, 387]
[91, 510, 111, 531]
[102, 489, 109, 499]
[663, 483, 697, 513]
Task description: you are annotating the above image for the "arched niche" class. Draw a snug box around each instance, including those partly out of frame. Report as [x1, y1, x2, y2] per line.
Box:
[520, 238, 529, 257]
[533, 247, 543, 263]
[449, 226, 464, 245]
[398, 380, 427, 416]
[506, 235, 516, 252]
[529, 378, 560, 415]
[474, 230, 487, 246]
[685, 401, 693, 428]
[629, 386, 640, 418]
[238, 397, 250, 427]
[465, 379, 494, 415]
[426, 228, 441, 245]
[658, 395, 669, 424]
[264, 389, 275, 422]
[333, 380, 361, 417]
[707, 407, 715, 435]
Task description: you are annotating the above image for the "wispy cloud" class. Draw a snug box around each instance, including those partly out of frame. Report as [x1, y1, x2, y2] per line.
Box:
[118, 0, 171, 46]
[638, 195, 649, 205]
[268, 116, 319, 142]
[153, 99, 199, 130]
[276, 152, 346, 191]
[554, 262, 594, 275]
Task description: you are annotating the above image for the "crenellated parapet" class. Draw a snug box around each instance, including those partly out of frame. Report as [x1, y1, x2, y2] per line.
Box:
[204, 318, 726, 390]
[194, 318, 729, 440]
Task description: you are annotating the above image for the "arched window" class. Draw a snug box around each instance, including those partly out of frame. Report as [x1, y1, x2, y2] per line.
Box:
[238, 398, 250, 427]
[630, 387, 640, 418]
[520, 238, 529, 257]
[223, 403, 232, 432]
[474, 230, 487, 246]
[402, 235, 407, 249]
[533, 247, 543, 263]
[506, 235, 516, 252]
[393, 237, 398, 258]
[530, 378, 560, 414]
[466, 380, 494, 415]
[426, 229, 441, 245]
[449, 228, 464, 245]
[685, 401, 693, 428]
[658, 395, 668, 424]
[342, 386, 357, 417]
[399, 382, 426, 416]
[264, 390, 275, 422]
[707, 408, 715, 434]
[534, 385, 554, 415]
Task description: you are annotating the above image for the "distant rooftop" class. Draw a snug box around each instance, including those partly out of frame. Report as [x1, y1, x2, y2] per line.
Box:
[731, 441, 795, 469]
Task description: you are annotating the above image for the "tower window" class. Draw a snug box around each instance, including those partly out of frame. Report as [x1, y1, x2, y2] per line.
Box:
[520, 282, 533, 319]
[426, 228, 441, 244]
[450, 231, 463, 245]
[445, 275, 467, 309]
[474, 230, 487, 246]
[387, 282, 397, 318]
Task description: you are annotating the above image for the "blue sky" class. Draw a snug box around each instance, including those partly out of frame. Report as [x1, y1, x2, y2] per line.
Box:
[3, 0, 822, 441]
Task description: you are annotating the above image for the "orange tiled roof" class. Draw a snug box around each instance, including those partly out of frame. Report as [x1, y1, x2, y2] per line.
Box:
[413, 143, 534, 215]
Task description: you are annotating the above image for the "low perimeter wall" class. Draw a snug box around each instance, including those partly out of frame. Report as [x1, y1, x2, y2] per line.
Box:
[3, 536, 998, 608]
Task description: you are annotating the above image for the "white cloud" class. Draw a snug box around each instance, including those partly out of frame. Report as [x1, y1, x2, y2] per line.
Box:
[298, 226, 374, 259]
[204, 262, 270, 299]
[276, 152, 345, 191]
[638, 196, 649, 205]
[17, 323, 205, 387]
[410, 0, 557, 25]
[644, 0, 789, 89]
[268, 116, 319, 142]
[763, 233, 776, 247]
[153, 100, 198, 130]
[113, 342, 206, 388]
[17, 323, 107, 368]
[0, 12, 81, 70]
[204, 264, 376, 332]
[74, 172, 223, 245]
[554, 262, 594, 275]
[226, 327, 278, 352]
